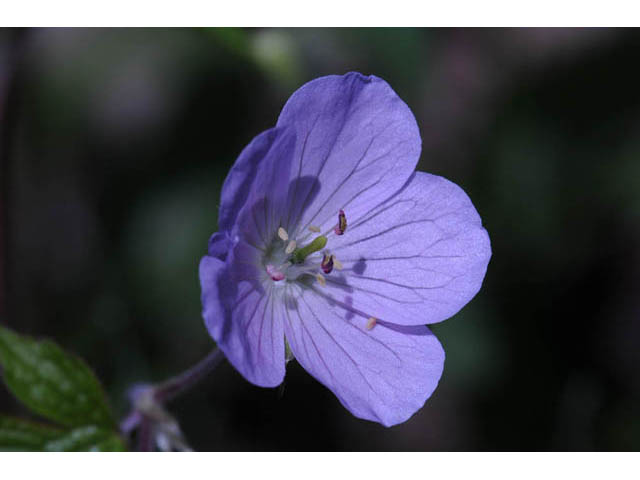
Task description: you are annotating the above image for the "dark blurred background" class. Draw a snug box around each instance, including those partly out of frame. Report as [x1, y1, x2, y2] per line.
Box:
[1, 27, 639, 451]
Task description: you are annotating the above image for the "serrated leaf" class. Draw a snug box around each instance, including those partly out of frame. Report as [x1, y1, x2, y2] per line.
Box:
[0, 325, 114, 428]
[0, 415, 65, 451]
[44, 425, 126, 452]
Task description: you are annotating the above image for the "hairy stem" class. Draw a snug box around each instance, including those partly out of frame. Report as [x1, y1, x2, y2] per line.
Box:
[120, 347, 225, 449]
[153, 347, 225, 402]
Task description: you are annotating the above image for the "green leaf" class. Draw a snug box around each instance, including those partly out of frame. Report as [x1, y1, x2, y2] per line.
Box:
[43, 425, 126, 452]
[0, 415, 65, 451]
[0, 325, 114, 428]
[0, 417, 126, 451]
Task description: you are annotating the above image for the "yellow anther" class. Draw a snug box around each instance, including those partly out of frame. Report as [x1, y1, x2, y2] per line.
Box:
[366, 317, 377, 330]
[332, 256, 343, 271]
[278, 227, 289, 241]
[308, 225, 321, 233]
[315, 274, 326, 287]
[285, 240, 297, 254]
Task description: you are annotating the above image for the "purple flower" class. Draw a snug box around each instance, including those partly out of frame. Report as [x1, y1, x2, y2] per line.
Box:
[200, 72, 491, 426]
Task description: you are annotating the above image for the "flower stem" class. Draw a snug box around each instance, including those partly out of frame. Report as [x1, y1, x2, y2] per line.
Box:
[153, 347, 225, 402]
[120, 347, 226, 447]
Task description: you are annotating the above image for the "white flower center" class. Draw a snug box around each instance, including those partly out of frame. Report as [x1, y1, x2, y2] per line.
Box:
[263, 211, 346, 286]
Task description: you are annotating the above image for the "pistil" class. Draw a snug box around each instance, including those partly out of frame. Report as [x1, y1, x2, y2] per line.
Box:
[291, 235, 327, 264]
[267, 211, 347, 284]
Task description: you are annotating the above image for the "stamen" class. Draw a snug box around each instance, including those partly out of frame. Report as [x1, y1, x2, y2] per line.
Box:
[266, 264, 285, 282]
[321, 253, 334, 274]
[315, 274, 326, 287]
[334, 210, 347, 235]
[332, 256, 343, 271]
[285, 240, 297, 254]
[308, 225, 321, 233]
[278, 227, 289, 241]
[366, 317, 377, 330]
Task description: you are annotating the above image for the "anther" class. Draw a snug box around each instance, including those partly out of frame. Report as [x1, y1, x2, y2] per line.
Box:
[266, 264, 285, 281]
[321, 253, 334, 274]
[308, 225, 321, 233]
[278, 227, 289, 241]
[315, 274, 326, 287]
[366, 317, 377, 330]
[334, 210, 347, 235]
[285, 240, 297, 254]
[332, 256, 343, 271]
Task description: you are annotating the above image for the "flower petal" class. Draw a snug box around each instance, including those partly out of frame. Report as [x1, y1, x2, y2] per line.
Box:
[276, 72, 421, 237]
[219, 126, 296, 238]
[199, 251, 285, 387]
[281, 284, 444, 427]
[328, 171, 491, 325]
[231, 127, 297, 249]
[207, 231, 231, 260]
[218, 128, 277, 232]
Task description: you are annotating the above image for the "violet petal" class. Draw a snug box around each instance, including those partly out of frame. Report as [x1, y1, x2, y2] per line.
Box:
[276, 72, 421, 236]
[231, 127, 296, 249]
[281, 283, 444, 427]
[218, 127, 281, 232]
[199, 250, 285, 387]
[326, 171, 491, 325]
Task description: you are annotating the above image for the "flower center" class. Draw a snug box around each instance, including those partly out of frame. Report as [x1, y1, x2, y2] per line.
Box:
[263, 211, 346, 285]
